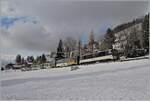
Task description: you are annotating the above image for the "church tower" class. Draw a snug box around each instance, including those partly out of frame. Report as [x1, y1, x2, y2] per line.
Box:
[88, 30, 95, 52]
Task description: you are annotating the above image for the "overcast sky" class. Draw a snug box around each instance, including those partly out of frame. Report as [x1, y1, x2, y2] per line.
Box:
[0, 0, 149, 61]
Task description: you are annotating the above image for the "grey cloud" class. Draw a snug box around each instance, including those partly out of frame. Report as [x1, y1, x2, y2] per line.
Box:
[0, 0, 149, 53]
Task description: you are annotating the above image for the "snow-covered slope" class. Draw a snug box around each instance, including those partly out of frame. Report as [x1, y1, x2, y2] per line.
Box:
[1, 59, 150, 100]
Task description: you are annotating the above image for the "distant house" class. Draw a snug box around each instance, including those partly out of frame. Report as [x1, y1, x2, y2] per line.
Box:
[113, 18, 144, 53]
[13, 64, 23, 69]
[45, 54, 55, 68]
[26, 62, 33, 67]
[5, 63, 14, 69]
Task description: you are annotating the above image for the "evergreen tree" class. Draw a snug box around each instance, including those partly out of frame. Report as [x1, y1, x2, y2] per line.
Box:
[16, 54, 21, 64]
[105, 28, 115, 49]
[41, 54, 46, 63]
[104, 28, 116, 59]
[27, 56, 34, 63]
[56, 39, 64, 60]
[39, 56, 42, 63]
[142, 14, 149, 51]
[30, 56, 34, 62]
[36, 56, 42, 64]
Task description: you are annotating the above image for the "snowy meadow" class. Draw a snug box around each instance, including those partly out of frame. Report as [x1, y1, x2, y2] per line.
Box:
[1, 59, 150, 100]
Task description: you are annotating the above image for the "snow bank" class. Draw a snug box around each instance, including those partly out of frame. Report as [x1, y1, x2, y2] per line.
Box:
[1, 59, 150, 100]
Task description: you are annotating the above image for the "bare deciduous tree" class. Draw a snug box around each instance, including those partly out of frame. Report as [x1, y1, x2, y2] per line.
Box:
[63, 37, 77, 57]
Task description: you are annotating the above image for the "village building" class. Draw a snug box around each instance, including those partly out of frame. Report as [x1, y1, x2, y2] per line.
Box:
[113, 18, 144, 53]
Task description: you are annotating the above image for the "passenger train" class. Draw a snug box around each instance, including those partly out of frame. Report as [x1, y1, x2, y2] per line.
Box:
[54, 50, 115, 67]
[80, 50, 115, 64]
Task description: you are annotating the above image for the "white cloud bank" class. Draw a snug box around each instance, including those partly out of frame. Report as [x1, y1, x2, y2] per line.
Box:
[0, 0, 149, 61]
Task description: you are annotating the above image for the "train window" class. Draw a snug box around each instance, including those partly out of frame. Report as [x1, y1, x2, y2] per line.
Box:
[94, 52, 99, 57]
[97, 51, 105, 56]
[105, 51, 109, 55]
[82, 54, 93, 59]
[108, 51, 112, 55]
[81, 50, 112, 60]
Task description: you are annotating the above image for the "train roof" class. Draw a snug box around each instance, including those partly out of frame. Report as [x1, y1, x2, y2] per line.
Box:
[81, 50, 112, 56]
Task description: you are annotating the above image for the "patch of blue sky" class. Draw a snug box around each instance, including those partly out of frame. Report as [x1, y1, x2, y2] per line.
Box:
[98, 23, 112, 35]
[81, 33, 88, 45]
[0, 17, 15, 29]
[81, 23, 111, 45]
[0, 16, 39, 29]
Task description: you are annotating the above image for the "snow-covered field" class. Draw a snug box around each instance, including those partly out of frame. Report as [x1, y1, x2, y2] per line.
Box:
[1, 59, 150, 100]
